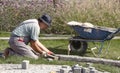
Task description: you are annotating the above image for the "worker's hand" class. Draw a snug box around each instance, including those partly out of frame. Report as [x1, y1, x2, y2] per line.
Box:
[47, 51, 55, 56]
[41, 51, 55, 57]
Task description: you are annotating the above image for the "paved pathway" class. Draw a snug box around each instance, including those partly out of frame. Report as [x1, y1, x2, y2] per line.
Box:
[0, 64, 63, 73]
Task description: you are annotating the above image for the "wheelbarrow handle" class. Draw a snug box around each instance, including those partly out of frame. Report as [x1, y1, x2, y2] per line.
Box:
[118, 28, 120, 32]
[105, 28, 120, 40]
[114, 28, 120, 34]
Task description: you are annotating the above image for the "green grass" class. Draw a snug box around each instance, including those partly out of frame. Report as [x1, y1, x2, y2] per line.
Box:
[0, 39, 120, 73]
[84, 40, 120, 59]
[0, 39, 120, 59]
[0, 31, 11, 37]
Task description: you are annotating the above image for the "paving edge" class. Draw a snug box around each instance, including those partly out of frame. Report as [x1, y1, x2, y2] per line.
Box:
[57, 54, 120, 67]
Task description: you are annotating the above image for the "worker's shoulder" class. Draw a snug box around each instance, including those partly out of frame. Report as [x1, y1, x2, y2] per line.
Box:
[22, 19, 38, 24]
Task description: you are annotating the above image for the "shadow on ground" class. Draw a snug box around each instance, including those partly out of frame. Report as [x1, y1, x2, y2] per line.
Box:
[48, 46, 87, 56]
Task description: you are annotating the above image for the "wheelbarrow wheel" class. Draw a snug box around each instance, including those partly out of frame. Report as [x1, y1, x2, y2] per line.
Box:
[69, 40, 88, 55]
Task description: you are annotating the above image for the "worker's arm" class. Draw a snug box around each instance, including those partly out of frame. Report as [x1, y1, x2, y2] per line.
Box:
[30, 40, 43, 54]
[36, 40, 54, 54]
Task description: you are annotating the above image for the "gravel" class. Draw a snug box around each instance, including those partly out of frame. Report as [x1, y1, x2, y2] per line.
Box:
[0, 64, 67, 73]
[0, 63, 109, 73]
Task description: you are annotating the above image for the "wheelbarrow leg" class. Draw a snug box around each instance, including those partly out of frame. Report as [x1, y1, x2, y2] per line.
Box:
[98, 42, 104, 56]
[91, 41, 104, 57]
[99, 40, 112, 56]
[91, 40, 111, 57]
[104, 41, 111, 55]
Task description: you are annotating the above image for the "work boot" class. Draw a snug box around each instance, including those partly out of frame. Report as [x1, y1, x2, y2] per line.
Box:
[0, 53, 5, 59]
[3, 47, 11, 59]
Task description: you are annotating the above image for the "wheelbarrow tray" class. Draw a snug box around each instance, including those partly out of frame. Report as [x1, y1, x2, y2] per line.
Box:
[71, 26, 118, 40]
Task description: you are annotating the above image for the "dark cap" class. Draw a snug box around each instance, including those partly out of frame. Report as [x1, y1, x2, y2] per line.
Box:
[40, 14, 52, 27]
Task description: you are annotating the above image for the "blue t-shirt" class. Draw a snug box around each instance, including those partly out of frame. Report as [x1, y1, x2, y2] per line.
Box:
[12, 19, 40, 41]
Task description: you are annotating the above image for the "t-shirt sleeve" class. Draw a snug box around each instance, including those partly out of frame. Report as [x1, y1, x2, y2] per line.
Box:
[30, 24, 40, 41]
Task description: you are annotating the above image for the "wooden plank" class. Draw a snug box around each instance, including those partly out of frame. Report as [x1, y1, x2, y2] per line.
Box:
[0, 36, 119, 40]
[0, 37, 70, 40]
[113, 36, 120, 39]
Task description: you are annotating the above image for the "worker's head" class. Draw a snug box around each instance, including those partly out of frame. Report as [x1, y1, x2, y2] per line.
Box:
[38, 14, 52, 29]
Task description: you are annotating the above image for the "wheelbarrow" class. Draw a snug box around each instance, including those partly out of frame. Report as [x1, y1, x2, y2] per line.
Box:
[67, 21, 120, 57]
